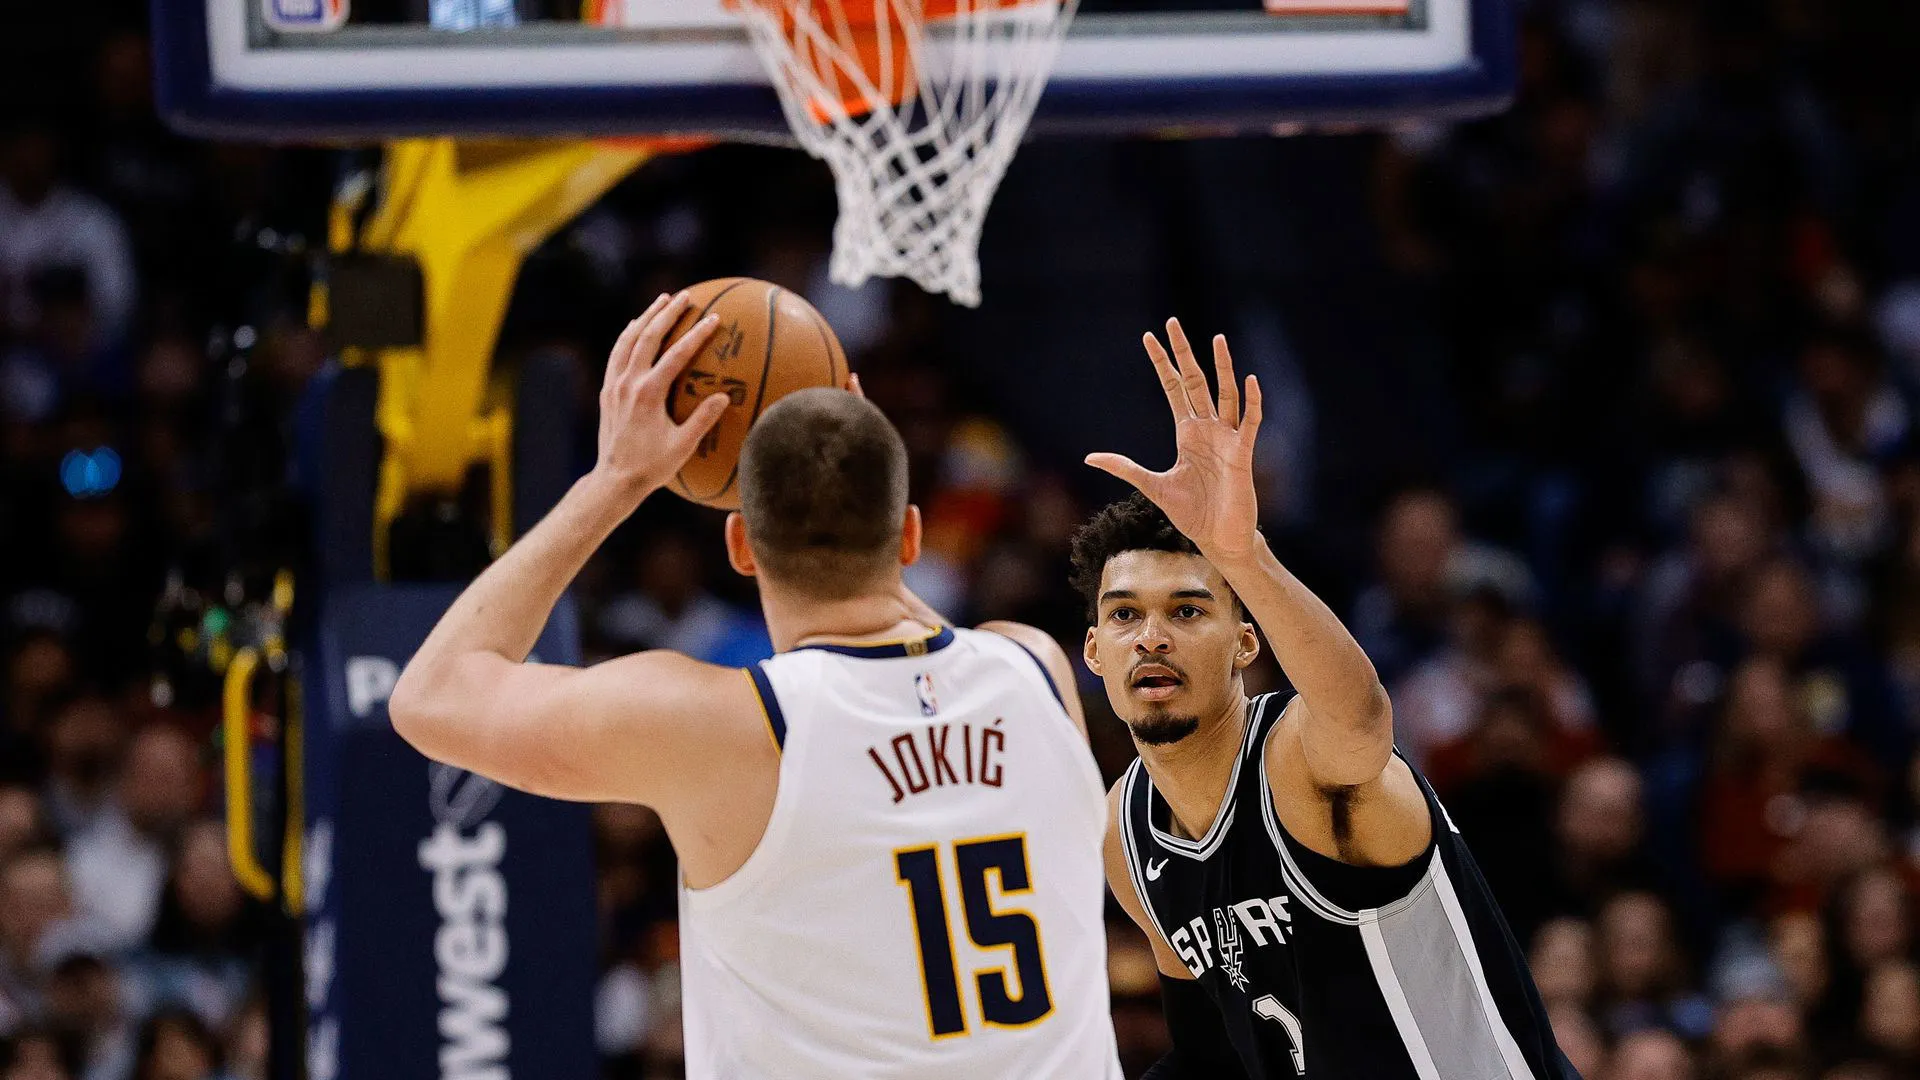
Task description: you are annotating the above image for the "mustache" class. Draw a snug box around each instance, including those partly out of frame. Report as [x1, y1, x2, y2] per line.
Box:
[1128, 659, 1189, 683]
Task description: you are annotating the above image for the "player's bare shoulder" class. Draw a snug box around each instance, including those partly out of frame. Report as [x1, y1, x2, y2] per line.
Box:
[584, 650, 776, 791]
[1261, 692, 1430, 867]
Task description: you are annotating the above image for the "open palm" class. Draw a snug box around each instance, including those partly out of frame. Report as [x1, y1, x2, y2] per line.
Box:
[1086, 319, 1264, 560]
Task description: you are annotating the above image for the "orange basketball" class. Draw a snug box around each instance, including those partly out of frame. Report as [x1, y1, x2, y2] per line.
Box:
[656, 277, 850, 510]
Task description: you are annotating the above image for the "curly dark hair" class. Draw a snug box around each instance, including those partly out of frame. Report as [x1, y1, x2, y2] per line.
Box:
[1068, 492, 1240, 620]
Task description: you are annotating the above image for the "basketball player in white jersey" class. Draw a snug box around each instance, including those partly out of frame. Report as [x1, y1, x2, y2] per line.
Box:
[389, 292, 1122, 1078]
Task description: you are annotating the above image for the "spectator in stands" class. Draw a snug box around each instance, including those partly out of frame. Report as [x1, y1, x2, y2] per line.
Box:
[1594, 890, 1713, 1040]
[42, 955, 131, 1080]
[1546, 757, 1661, 920]
[0, 1028, 82, 1080]
[128, 1010, 216, 1080]
[1351, 489, 1466, 684]
[592, 528, 770, 666]
[0, 635, 74, 782]
[1390, 585, 1513, 767]
[1770, 911, 1830, 1017]
[1607, 1028, 1696, 1080]
[1738, 558, 1907, 765]
[130, 821, 254, 1031]
[1696, 657, 1885, 917]
[1635, 490, 1777, 747]
[0, 790, 46, 871]
[1854, 960, 1920, 1070]
[0, 123, 135, 351]
[1869, 456, 1920, 732]
[1531, 916, 1598, 1012]
[1706, 948, 1809, 1077]
[34, 699, 120, 842]
[65, 726, 202, 957]
[1783, 329, 1910, 585]
[0, 850, 73, 1035]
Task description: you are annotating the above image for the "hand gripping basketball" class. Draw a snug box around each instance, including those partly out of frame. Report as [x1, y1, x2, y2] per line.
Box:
[1085, 318, 1265, 562]
[591, 291, 731, 500]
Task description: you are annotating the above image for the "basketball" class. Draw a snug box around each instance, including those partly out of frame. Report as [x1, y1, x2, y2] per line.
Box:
[656, 277, 850, 510]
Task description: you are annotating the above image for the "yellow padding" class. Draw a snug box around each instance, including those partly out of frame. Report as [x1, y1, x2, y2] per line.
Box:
[223, 647, 277, 901]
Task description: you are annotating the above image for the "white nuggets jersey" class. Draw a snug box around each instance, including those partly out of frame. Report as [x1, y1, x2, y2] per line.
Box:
[679, 625, 1122, 1079]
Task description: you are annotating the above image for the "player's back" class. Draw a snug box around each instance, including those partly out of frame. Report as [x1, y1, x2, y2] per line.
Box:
[679, 625, 1122, 1079]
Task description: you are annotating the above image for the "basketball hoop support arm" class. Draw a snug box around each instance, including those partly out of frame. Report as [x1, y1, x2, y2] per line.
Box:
[318, 139, 652, 577]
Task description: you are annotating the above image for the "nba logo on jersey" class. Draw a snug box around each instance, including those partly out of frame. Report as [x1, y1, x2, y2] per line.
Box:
[915, 672, 938, 716]
[263, 0, 348, 32]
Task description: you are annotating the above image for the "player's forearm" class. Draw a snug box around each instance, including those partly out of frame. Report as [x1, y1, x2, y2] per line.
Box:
[1210, 534, 1391, 738]
[393, 472, 640, 719]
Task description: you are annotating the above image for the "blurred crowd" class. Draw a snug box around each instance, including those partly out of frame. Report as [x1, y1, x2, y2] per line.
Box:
[7, 0, 1920, 1078]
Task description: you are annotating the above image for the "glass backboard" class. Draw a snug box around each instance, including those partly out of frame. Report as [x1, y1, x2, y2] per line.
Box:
[153, 0, 1512, 140]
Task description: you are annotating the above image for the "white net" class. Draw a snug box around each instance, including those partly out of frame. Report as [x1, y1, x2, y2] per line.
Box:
[729, 0, 1076, 305]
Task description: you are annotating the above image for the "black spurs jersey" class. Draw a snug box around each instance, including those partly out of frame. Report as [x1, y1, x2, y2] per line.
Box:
[1119, 692, 1581, 1080]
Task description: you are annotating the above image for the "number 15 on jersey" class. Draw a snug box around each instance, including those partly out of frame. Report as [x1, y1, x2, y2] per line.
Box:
[895, 834, 1054, 1038]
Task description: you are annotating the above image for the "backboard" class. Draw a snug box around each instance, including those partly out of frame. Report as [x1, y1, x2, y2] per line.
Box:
[152, 0, 1514, 141]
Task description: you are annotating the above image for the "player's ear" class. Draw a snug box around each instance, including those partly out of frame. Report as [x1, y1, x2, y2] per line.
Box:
[899, 504, 923, 567]
[1234, 621, 1260, 671]
[1083, 627, 1102, 676]
[724, 513, 758, 578]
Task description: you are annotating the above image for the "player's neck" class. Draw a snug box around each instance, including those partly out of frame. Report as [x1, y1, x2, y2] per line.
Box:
[1135, 693, 1251, 842]
[762, 584, 935, 653]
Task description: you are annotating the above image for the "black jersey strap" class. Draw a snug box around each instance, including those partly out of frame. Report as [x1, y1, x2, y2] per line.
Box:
[1144, 692, 1290, 861]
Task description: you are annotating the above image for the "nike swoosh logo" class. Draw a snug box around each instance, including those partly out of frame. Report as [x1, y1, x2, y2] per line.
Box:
[1146, 858, 1168, 881]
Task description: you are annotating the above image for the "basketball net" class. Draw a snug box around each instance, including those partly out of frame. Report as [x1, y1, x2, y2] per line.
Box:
[629, 0, 1073, 306]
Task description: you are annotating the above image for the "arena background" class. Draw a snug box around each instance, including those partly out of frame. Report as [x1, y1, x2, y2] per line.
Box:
[6, 1, 1920, 1078]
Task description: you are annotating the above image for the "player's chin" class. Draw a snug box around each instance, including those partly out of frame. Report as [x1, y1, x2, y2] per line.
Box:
[1127, 712, 1200, 746]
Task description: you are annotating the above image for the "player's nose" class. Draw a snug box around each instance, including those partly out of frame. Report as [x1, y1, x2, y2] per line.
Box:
[1132, 617, 1174, 653]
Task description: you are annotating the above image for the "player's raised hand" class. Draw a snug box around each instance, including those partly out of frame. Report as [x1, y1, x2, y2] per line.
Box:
[591, 291, 731, 500]
[1086, 318, 1264, 560]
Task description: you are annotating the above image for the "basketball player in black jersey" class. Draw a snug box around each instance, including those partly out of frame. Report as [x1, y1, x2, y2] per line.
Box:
[1075, 320, 1580, 1080]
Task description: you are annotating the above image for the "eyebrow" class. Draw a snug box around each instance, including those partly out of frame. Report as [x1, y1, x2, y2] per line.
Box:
[1098, 588, 1216, 603]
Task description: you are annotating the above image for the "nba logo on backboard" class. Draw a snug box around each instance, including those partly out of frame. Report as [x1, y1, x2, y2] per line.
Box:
[915, 673, 938, 716]
[264, 0, 349, 32]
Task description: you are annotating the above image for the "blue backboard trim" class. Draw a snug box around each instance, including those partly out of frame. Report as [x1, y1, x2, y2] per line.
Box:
[153, 0, 1512, 141]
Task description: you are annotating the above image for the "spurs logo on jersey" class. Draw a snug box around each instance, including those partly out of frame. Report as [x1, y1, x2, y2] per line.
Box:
[1167, 894, 1292, 982]
[1122, 692, 1586, 1079]
[1216, 906, 1250, 990]
[678, 625, 1123, 1079]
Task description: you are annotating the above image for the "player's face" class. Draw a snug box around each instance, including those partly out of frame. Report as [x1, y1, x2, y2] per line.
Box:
[1083, 550, 1257, 746]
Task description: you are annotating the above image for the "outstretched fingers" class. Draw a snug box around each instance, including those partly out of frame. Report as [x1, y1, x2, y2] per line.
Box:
[1165, 319, 1215, 421]
[1143, 332, 1194, 420]
[1213, 334, 1239, 425]
[1084, 451, 1160, 496]
[1239, 375, 1263, 464]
